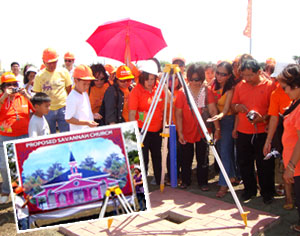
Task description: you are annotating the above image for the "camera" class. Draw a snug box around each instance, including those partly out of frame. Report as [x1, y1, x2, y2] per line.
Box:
[246, 110, 257, 122]
[11, 87, 21, 93]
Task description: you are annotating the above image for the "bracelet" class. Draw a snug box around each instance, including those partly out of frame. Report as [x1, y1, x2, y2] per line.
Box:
[235, 104, 239, 111]
[289, 161, 296, 168]
[287, 164, 295, 172]
[215, 128, 221, 131]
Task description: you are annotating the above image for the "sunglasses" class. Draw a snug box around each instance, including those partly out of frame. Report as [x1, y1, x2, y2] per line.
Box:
[65, 60, 73, 63]
[5, 82, 18, 87]
[216, 71, 229, 77]
[189, 78, 201, 82]
[119, 79, 131, 83]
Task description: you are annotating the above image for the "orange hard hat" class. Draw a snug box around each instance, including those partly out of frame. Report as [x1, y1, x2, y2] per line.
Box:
[15, 186, 24, 195]
[73, 64, 95, 80]
[42, 48, 59, 63]
[64, 52, 75, 60]
[11, 182, 18, 188]
[104, 64, 116, 74]
[233, 54, 242, 64]
[266, 57, 276, 65]
[116, 65, 134, 80]
[1, 72, 17, 84]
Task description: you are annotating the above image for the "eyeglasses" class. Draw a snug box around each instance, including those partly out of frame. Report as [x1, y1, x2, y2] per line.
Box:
[96, 78, 105, 81]
[189, 78, 201, 82]
[5, 82, 18, 87]
[64, 60, 73, 63]
[216, 71, 229, 77]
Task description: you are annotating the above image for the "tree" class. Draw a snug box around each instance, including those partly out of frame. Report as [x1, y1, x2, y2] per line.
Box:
[104, 153, 121, 170]
[293, 56, 300, 64]
[123, 130, 137, 142]
[46, 162, 65, 180]
[32, 169, 46, 180]
[79, 156, 98, 171]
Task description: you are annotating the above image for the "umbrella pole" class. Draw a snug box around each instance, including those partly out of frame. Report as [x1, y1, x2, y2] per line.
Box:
[176, 69, 250, 227]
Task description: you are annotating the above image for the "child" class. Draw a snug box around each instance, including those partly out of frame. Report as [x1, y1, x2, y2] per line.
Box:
[28, 92, 51, 137]
[65, 65, 99, 131]
[133, 165, 146, 211]
[14, 186, 31, 230]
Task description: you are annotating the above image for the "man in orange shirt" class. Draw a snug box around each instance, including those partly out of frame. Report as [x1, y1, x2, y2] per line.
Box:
[231, 59, 276, 204]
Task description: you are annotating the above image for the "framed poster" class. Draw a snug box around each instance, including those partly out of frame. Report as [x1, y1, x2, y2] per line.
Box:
[4, 121, 149, 232]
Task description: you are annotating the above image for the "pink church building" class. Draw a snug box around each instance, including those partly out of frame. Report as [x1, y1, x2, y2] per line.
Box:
[33, 152, 118, 210]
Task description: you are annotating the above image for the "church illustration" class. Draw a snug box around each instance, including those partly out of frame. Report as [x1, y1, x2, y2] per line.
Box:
[33, 152, 119, 210]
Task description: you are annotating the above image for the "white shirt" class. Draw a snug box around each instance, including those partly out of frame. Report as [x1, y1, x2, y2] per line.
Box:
[28, 114, 50, 137]
[15, 195, 29, 220]
[65, 90, 94, 131]
[16, 74, 24, 88]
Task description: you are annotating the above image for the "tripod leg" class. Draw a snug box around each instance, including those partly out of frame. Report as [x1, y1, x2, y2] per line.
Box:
[99, 196, 110, 218]
[116, 194, 130, 214]
[120, 193, 134, 213]
[177, 71, 249, 226]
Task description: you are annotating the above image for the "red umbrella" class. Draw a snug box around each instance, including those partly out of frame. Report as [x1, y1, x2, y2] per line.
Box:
[86, 18, 167, 65]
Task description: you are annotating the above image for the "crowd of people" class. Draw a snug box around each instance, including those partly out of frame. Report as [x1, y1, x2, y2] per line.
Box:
[1, 47, 300, 232]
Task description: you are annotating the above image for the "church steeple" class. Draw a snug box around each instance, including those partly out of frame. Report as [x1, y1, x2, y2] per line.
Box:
[68, 152, 82, 180]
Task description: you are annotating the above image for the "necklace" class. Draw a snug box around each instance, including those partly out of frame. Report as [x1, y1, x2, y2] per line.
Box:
[6, 96, 19, 121]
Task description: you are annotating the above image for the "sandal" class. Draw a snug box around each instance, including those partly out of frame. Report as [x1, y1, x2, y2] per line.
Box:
[283, 203, 294, 210]
[216, 186, 228, 198]
[200, 185, 209, 191]
[291, 224, 300, 233]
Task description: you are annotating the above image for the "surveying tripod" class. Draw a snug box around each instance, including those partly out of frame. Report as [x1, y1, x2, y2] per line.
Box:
[99, 185, 134, 218]
[139, 64, 249, 226]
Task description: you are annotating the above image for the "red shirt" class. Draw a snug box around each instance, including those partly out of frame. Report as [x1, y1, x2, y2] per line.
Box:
[175, 87, 215, 143]
[129, 83, 164, 132]
[0, 94, 34, 136]
[232, 78, 276, 134]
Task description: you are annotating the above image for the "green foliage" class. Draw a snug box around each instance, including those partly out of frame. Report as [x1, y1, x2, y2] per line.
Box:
[79, 156, 99, 171]
[5, 143, 17, 180]
[123, 130, 137, 142]
[293, 55, 300, 64]
[128, 150, 139, 165]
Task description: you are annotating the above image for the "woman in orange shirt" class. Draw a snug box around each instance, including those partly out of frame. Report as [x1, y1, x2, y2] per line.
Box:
[175, 63, 220, 190]
[0, 72, 33, 204]
[210, 61, 236, 197]
[89, 64, 110, 125]
[277, 64, 300, 233]
[129, 60, 164, 185]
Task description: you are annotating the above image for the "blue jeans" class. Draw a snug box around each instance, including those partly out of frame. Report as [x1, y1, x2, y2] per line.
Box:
[0, 134, 28, 194]
[136, 192, 146, 211]
[45, 106, 69, 134]
[216, 115, 236, 186]
[18, 216, 29, 230]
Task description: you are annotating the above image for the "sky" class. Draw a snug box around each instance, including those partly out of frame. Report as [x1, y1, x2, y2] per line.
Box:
[22, 138, 124, 177]
[1, 0, 299, 71]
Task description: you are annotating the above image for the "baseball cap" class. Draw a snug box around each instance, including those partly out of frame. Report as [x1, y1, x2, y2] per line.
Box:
[270, 62, 289, 78]
[15, 186, 24, 194]
[172, 56, 186, 66]
[73, 64, 95, 80]
[134, 165, 141, 171]
[26, 66, 38, 74]
[42, 48, 59, 63]
[104, 64, 116, 75]
[64, 52, 75, 60]
[1, 72, 17, 84]
[116, 65, 134, 80]
[138, 60, 159, 76]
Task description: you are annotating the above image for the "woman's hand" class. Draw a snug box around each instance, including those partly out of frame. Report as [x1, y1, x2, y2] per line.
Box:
[178, 132, 186, 145]
[18, 87, 31, 100]
[207, 113, 224, 122]
[283, 168, 295, 184]
[94, 113, 102, 120]
[232, 129, 238, 139]
[263, 140, 272, 156]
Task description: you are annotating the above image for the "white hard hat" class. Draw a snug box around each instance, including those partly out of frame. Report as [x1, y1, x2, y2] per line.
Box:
[26, 66, 38, 74]
[138, 60, 159, 76]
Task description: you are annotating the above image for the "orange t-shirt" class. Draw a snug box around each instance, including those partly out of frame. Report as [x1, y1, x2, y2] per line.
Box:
[129, 83, 164, 132]
[89, 83, 110, 114]
[0, 94, 34, 136]
[175, 87, 215, 143]
[120, 87, 130, 122]
[282, 104, 300, 176]
[268, 83, 292, 116]
[232, 78, 276, 134]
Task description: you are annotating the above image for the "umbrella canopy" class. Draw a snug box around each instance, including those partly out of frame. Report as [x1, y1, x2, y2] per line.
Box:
[86, 18, 167, 65]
